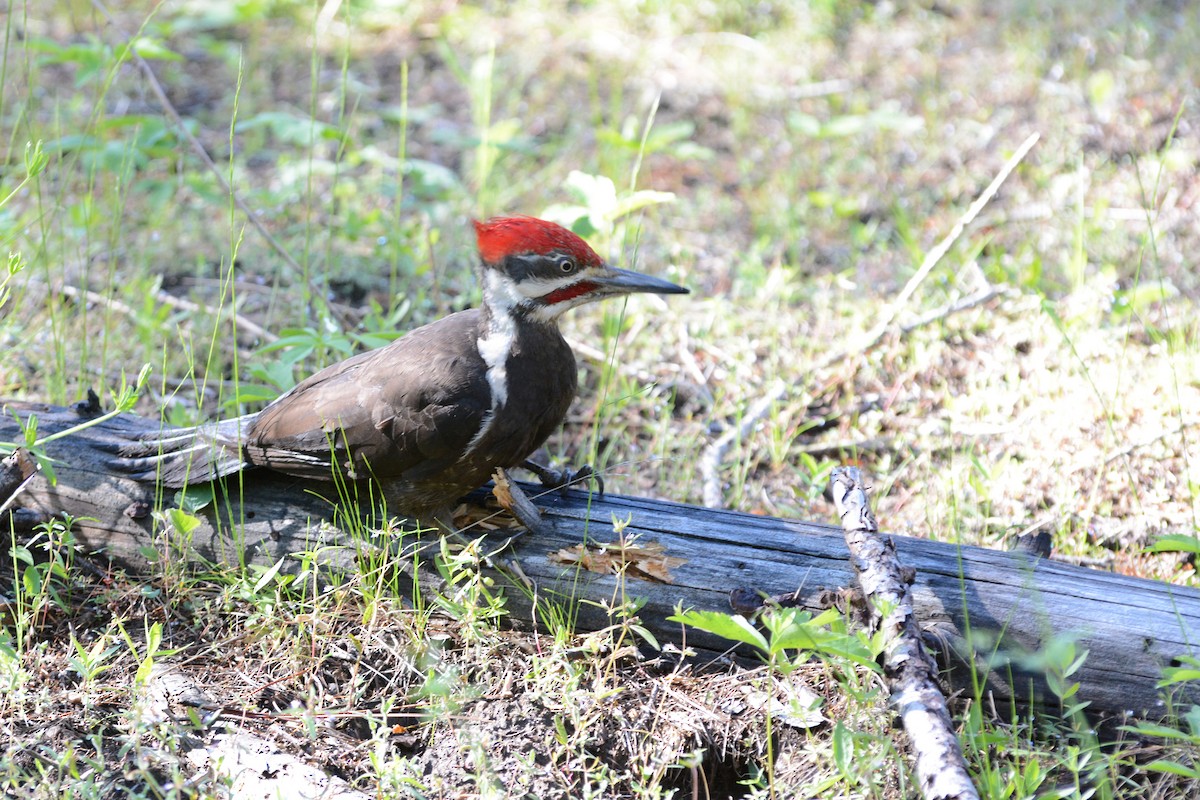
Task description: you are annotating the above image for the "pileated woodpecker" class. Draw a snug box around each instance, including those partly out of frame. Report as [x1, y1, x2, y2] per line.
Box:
[117, 215, 687, 529]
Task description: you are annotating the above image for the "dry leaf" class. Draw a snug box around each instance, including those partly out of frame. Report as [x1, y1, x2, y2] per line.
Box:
[550, 539, 687, 584]
[491, 468, 514, 506]
[741, 677, 826, 729]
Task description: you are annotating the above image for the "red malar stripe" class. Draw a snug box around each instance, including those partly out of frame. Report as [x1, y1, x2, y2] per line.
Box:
[540, 281, 599, 305]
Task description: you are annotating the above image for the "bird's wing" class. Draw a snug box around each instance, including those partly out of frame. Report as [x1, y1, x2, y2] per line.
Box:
[244, 309, 490, 481]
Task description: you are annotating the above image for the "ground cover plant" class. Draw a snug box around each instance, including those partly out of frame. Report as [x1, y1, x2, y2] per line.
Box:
[1, 0, 1198, 797]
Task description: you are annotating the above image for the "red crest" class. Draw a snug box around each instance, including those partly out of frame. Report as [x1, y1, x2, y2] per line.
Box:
[473, 216, 602, 268]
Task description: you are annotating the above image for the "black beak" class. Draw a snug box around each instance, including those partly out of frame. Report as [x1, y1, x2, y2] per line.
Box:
[591, 265, 689, 295]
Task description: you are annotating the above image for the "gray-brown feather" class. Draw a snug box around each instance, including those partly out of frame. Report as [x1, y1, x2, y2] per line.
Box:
[114, 307, 578, 517]
[242, 309, 492, 486]
[115, 415, 253, 488]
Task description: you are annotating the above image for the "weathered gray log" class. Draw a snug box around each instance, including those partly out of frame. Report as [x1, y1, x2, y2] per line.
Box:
[3, 400, 1198, 720]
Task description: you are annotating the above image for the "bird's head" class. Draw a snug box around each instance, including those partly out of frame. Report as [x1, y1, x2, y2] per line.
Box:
[473, 215, 687, 323]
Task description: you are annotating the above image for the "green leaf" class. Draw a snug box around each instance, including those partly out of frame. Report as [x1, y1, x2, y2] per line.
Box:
[832, 721, 853, 775]
[1086, 70, 1116, 108]
[1187, 704, 1200, 736]
[235, 111, 343, 146]
[176, 485, 214, 514]
[165, 508, 201, 536]
[1124, 722, 1197, 742]
[254, 558, 285, 594]
[821, 114, 868, 138]
[759, 607, 880, 669]
[43, 133, 103, 154]
[249, 360, 300, 392]
[32, 453, 56, 485]
[19, 413, 38, 448]
[668, 608, 769, 653]
[787, 112, 821, 138]
[23, 568, 43, 596]
[1146, 533, 1200, 555]
[630, 624, 660, 651]
[256, 328, 322, 355]
[1143, 760, 1200, 778]
[145, 621, 162, 653]
[232, 383, 281, 405]
[11, 545, 34, 566]
[24, 140, 48, 178]
[130, 36, 182, 62]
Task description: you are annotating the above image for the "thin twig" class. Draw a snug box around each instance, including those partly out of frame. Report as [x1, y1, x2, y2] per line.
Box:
[700, 379, 786, 509]
[860, 132, 1039, 348]
[699, 134, 1039, 508]
[141, 286, 277, 344]
[50, 280, 277, 344]
[899, 285, 1010, 334]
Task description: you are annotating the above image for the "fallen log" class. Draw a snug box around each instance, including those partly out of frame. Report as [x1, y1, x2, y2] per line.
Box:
[3, 400, 1198, 719]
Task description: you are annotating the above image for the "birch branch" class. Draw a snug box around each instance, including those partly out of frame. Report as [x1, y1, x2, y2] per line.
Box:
[831, 467, 979, 800]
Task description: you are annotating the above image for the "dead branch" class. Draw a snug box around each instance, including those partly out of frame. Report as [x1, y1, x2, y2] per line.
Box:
[832, 467, 979, 800]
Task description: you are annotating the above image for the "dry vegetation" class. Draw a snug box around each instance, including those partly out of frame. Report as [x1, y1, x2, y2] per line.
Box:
[2, 0, 1199, 797]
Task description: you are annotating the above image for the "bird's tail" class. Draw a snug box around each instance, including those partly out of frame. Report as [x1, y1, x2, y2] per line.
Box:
[111, 414, 255, 488]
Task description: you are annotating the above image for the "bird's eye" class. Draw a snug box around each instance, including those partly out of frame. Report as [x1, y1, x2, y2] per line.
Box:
[559, 258, 575, 273]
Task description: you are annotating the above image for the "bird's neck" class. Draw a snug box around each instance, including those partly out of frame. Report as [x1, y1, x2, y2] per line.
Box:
[479, 267, 577, 329]
[476, 274, 570, 411]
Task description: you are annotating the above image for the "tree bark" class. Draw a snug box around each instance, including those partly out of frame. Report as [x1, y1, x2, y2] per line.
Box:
[4, 400, 1198, 720]
[832, 467, 979, 800]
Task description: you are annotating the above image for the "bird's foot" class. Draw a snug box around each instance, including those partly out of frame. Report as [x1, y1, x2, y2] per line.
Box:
[521, 460, 605, 497]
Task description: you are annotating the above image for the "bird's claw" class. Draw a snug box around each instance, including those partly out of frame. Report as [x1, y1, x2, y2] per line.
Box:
[522, 460, 605, 497]
[554, 464, 604, 497]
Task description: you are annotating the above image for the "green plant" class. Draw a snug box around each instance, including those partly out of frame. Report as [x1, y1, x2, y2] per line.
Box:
[795, 450, 838, 503]
[542, 169, 674, 253]
[670, 604, 880, 797]
[67, 630, 122, 686]
[670, 605, 878, 674]
[0, 252, 21, 317]
[1, 140, 49, 216]
[1124, 704, 1200, 781]
[0, 142, 48, 320]
[244, 321, 406, 400]
[7, 516, 80, 652]
[432, 535, 509, 644]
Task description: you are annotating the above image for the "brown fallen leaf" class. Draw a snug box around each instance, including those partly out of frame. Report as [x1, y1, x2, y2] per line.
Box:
[550, 538, 687, 584]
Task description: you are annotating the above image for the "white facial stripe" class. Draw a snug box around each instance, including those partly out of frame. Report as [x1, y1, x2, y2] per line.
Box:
[528, 303, 562, 324]
[518, 274, 591, 299]
[482, 269, 524, 311]
[477, 271, 517, 409]
[486, 267, 601, 302]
